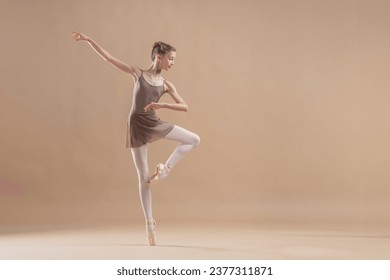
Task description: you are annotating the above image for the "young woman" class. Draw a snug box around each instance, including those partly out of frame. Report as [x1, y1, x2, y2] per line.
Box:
[70, 32, 200, 246]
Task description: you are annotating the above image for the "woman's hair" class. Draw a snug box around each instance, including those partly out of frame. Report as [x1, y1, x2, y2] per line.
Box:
[151, 41, 176, 61]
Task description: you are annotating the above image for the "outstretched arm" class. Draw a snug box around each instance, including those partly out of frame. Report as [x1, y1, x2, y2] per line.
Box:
[144, 80, 189, 112]
[70, 32, 139, 80]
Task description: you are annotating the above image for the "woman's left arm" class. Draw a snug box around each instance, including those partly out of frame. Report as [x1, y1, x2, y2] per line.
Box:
[144, 80, 189, 112]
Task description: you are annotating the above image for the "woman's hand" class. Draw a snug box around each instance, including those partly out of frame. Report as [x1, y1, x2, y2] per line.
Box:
[70, 32, 89, 42]
[144, 102, 164, 112]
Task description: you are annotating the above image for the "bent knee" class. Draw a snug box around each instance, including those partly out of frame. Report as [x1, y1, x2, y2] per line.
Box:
[192, 134, 201, 147]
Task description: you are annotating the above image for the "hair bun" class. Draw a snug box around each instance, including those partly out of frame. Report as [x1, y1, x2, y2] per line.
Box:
[153, 41, 162, 49]
[151, 41, 176, 61]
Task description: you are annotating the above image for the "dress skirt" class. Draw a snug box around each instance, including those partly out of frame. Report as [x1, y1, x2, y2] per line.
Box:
[126, 111, 174, 148]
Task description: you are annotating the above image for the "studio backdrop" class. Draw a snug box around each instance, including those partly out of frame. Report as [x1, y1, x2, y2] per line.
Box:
[1, 0, 389, 229]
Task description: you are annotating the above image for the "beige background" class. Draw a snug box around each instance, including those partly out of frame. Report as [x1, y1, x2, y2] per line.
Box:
[1, 0, 390, 232]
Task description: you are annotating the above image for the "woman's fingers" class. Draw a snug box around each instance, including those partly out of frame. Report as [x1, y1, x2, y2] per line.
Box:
[70, 32, 78, 41]
[70, 32, 83, 41]
[144, 103, 158, 111]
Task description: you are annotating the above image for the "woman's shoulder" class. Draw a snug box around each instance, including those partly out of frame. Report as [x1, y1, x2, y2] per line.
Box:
[163, 79, 177, 92]
[128, 67, 142, 82]
[133, 67, 143, 78]
[163, 79, 175, 87]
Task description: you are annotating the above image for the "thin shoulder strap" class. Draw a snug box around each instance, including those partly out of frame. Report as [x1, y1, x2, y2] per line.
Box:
[136, 67, 143, 79]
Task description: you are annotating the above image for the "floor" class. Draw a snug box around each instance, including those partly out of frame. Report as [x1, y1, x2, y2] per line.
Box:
[1, 223, 390, 260]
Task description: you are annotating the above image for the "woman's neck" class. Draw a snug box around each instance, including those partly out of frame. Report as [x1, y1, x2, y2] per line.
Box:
[146, 63, 162, 77]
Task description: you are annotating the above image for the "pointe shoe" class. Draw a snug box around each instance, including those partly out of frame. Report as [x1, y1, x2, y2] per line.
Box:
[149, 163, 170, 184]
[146, 219, 156, 246]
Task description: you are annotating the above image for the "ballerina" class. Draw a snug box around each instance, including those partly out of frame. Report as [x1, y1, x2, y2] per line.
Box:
[70, 32, 200, 246]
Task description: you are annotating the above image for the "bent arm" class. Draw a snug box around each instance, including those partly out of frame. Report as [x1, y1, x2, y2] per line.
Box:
[70, 32, 139, 80]
[165, 81, 189, 112]
[143, 80, 189, 112]
[160, 102, 188, 112]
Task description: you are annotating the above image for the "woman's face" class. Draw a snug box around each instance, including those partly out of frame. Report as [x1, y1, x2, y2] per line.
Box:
[158, 51, 176, 71]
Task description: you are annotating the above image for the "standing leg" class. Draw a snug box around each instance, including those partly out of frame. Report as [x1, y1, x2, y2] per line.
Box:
[131, 145, 156, 245]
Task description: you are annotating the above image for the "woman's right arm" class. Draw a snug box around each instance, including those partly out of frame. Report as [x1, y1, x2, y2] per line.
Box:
[70, 32, 139, 80]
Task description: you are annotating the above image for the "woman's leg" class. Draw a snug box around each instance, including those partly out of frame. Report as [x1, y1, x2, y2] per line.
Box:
[131, 145, 153, 221]
[131, 145, 157, 245]
[163, 125, 201, 169]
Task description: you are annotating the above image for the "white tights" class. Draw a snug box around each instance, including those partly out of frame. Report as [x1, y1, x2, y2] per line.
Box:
[131, 125, 200, 221]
